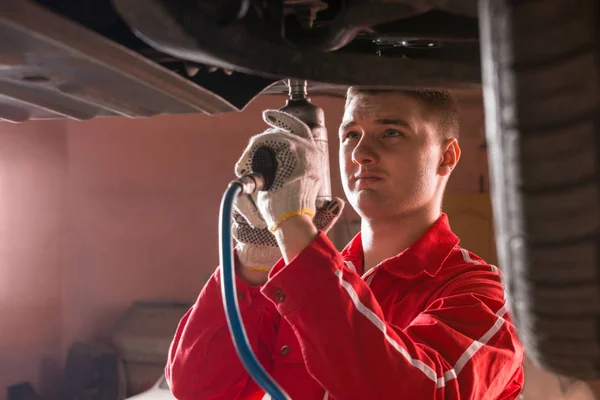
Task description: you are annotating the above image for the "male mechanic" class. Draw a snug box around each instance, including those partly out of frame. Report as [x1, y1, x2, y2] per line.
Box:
[165, 88, 525, 399]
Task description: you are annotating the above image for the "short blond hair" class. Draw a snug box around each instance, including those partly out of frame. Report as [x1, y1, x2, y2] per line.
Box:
[345, 87, 460, 140]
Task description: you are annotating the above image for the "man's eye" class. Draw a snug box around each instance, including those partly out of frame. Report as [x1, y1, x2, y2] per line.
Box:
[344, 131, 360, 140]
[385, 129, 404, 138]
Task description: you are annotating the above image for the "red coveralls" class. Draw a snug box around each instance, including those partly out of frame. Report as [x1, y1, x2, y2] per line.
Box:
[166, 214, 525, 399]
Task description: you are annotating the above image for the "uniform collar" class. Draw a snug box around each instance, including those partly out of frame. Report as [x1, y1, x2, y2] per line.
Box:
[341, 213, 459, 279]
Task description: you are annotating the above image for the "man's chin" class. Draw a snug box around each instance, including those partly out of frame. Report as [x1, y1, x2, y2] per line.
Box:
[351, 191, 390, 219]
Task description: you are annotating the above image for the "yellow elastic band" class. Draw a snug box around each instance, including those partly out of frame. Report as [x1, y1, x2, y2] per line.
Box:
[246, 267, 271, 273]
[269, 209, 315, 232]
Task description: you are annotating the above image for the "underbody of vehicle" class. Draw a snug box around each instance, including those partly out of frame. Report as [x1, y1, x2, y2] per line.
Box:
[0, 0, 479, 120]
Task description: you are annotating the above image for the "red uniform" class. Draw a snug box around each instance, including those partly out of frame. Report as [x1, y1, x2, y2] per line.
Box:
[166, 214, 524, 399]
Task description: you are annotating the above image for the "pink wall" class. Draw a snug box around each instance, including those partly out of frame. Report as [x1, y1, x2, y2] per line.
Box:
[0, 120, 67, 398]
[0, 92, 489, 399]
[59, 95, 345, 349]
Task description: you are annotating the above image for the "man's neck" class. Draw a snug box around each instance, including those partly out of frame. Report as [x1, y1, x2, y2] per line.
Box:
[361, 206, 441, 272]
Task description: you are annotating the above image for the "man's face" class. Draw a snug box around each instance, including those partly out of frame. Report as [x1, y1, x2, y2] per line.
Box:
[339, 92, 449, 220]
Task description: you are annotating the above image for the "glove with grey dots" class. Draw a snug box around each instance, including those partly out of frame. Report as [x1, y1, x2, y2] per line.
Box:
[235, 109, 327, 232]
[233, 198, 345, 271]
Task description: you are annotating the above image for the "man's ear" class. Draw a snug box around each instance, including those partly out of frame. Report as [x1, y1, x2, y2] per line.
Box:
[439, 138, 461, 177]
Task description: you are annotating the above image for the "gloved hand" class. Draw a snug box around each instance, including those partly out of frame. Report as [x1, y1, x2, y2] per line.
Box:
[232, 209, 281, 272]
[233, 198, 345, 272]
[235, 109, 325, 232]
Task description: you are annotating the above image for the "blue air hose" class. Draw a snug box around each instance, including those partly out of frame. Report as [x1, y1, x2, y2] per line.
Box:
[219, 182, 291, 400]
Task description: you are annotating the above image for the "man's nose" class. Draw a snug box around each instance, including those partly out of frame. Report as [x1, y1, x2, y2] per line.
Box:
[351, 137, 379, 166]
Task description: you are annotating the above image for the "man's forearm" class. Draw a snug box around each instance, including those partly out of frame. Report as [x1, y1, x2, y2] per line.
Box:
[274, 214, 319, 264]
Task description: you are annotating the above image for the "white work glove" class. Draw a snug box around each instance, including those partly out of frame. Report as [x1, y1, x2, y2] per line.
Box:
[232, 209, 281, 271]
[235, 109, 325, 232]
[233, 198, 345, 271]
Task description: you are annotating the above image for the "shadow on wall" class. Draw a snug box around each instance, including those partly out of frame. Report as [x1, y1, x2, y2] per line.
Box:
[523, 359, 597, 400]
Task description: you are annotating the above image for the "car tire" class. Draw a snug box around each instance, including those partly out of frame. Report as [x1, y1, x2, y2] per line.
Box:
[479, 0, 600, 380]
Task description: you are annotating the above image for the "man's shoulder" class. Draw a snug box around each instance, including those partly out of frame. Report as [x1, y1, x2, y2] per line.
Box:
[434, 245, 505, 297]
[443, 245, 501, 275]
